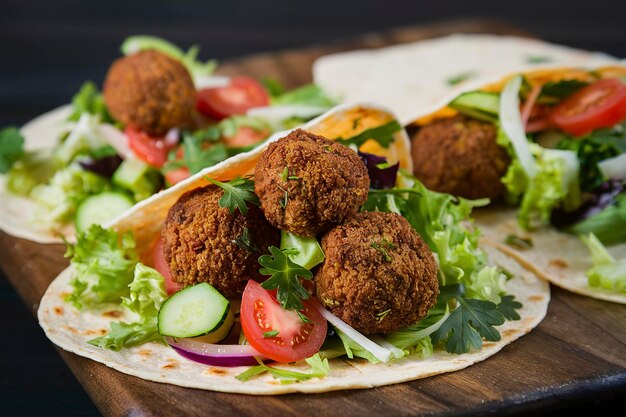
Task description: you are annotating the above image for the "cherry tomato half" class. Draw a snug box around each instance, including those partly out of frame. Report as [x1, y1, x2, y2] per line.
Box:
[125, 127, 177, 168]
[240, 281, 327, 363]
[152, 236, 182, 295]
[550, 78, 626, 136]
[196, 77, 270, 120]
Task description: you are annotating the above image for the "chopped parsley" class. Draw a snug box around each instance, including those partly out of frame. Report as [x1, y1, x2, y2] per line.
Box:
[233, 227, 259, 253]
[504, 234, 533, 250]
[338, 120, 401, 149]
[370, 238, 396, 262]
[166, 133, 228, 175]
[205, 176, 259, 215]
[236, 354, 329, 383]
[375, 309, 391, 322]
[280, 166, 300, 182]
[0, 127, 25, 174]
[259, 246, 313, 311]
[278, 187, 289, 210]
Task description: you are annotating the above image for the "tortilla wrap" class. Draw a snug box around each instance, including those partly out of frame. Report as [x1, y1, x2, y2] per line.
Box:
[476, 207, 626, 304]
[0, 105, 74, 243]
[38, 103, 550, 394]
[313, 33, 618, 125]
[374, 61, 626, 303]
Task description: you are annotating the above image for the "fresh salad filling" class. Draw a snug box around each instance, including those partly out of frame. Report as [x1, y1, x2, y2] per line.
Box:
[411, 70, 626, 293]
[0, 35, 334, 234]
[61, 121, 523, 384]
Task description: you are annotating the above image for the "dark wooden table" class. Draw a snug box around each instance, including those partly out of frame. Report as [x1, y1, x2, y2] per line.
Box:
[2, 19, 625, 417]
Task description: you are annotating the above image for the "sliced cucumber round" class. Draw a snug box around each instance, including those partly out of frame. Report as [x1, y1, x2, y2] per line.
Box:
[75, 191, 134, 234]
[158, 283, 231, 339]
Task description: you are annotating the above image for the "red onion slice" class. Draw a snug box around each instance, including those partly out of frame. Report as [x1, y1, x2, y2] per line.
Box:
[165, 336, 262, 367]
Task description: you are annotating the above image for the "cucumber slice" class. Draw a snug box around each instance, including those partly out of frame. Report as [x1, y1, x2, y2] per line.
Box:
[75, 191, 134, 234]
[280, 231, 325, 270]
[112, 158, 162, 201]
[449, 91, 500, 122]
[158, 283, 231, 338]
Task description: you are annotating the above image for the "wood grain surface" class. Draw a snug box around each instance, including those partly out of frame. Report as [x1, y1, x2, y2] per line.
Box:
[1, 20, 625, 417]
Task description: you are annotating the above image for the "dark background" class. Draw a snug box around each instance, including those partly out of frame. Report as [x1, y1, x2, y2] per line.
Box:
[1, 1, 625, 416]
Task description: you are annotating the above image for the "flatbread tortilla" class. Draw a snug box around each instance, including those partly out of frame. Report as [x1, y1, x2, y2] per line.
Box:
[388, 62, 626, 304]
[476, 208, 626, 304]
[313, 34, 617, 125]
[38, 103, 549, 394]
[0, 105, 75, 243]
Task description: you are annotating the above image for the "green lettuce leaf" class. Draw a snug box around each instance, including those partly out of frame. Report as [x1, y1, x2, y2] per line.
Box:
[0, 127, 25, 174]
[271, 84, 335, 107]
[6, 150, 59, 195]
[88, 263, 167, 350]
[68, 81, 113, 123]
[55, 113, 108, 164]
[580, 233, 626, 292]
[569, 194, 626, 245]
[334, 327, 381, 363]
[65, 225, 138, 309]
[31, 164, 108, 229]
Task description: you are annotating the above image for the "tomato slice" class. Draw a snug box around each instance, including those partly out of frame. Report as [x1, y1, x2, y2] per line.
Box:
[126, 127, 176, 168]
[152, 236, 182, 295]
[164, 166, 190, 186]
[222, 126, 270, 148]
[240, 281, 327, 363]
[550, 78, 626, 136]
[196, 77, 270, 120]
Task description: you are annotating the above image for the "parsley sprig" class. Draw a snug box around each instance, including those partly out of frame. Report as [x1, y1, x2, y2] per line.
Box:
[431, 298, 505, 354]
[236, 354, 329, 383]
[259, 246, 313, 311]
[205, 176, 259, 215]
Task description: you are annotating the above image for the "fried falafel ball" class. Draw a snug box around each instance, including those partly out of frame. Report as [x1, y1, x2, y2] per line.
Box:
[315, 211, 439, 334]
[254, 129, 370, 237]
[103, 50, 196, 135]
[411, 115, 510, 200]
[161, 185, 280, 299]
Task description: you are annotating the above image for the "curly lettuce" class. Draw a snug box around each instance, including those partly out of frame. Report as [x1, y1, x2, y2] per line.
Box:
[88, 263, 167, 350]
[580, 233, 626, 293]
[64, 225, 138, 309]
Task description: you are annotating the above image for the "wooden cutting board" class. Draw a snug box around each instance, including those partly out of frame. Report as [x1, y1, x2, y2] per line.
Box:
[2, 19, 625, 417]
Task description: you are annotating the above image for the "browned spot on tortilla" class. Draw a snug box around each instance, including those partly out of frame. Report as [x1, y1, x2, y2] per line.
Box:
[501, 329, 517, 338]
[549, 259, 568, 269]
[138, 349, 152, 357]
[54, 306, 64, 315]
[63, 325, 78, 334]
[59, 292, 71, 299]
[83, 328, 107, 336]
[207, 367, 228, 376]
[483, 342, 496, 348]
[268, 380, 280, 385]
[162, 364, 178, 370]
[522, 317, 536, 327]
[529, 295, 544, 302]
[103, 310, 123, 318]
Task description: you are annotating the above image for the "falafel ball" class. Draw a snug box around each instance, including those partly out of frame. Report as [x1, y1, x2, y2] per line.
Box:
[411, 115, 510, 200]
[103, 50, 196, 135]
[162, 184, 280, 299]
[315, 211, 439, 334]
[254, 129, 370, 237]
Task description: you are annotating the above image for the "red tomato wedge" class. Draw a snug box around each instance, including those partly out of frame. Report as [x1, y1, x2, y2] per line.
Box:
[126, 127, 176, 168]
[223, 126, 270, 148]
[240, 281, 327, 363]
[152, 236, 182, 295]
[196, 77, 270, 120]
[550, 78, 626, 136]
[164, 167, 190, 186]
